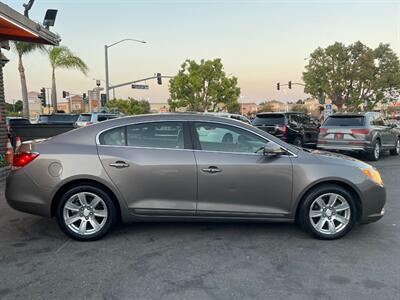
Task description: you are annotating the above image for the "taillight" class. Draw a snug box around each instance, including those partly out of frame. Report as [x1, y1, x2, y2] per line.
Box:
[319, 128, 328, 134]
[86, 122, 93, 126]
[276, 125, 287, 136]
[12, 152, 39, 168]
[351, 128, 370, 135]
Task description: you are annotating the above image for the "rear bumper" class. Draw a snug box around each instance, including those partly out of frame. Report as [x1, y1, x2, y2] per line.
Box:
[5, 169, 52, 217]
[317, 142, 373, 152]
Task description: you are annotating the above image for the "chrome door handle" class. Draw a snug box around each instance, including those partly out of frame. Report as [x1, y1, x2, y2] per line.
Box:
[202, 166, 222, 174]
[109, 161, 129, 168]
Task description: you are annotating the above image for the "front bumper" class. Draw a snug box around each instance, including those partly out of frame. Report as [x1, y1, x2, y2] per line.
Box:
[5, 169, 52, 217]
[358, 181, 386, 224]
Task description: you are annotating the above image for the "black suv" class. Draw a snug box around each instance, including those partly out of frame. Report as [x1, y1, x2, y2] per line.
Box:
[252, 112, 319, 147]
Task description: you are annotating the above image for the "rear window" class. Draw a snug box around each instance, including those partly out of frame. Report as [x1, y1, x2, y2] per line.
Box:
[8, 118, 30, 125]
[49, 114, 79, 123]
[323, 116, 365, 126]
[252, 114, 286, 126]
[78, 114, 92, 122]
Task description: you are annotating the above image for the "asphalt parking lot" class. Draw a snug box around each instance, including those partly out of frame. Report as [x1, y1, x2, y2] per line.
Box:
[0, 154, 399, 300]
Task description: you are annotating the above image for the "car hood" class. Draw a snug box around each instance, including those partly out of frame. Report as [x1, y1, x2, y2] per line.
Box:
[306, 149, 373, 169]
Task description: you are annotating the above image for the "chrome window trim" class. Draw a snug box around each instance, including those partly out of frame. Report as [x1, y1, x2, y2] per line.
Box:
[95, 119, 297, 157]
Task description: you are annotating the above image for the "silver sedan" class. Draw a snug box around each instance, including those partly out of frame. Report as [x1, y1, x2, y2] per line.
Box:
[6, 114, 385, 241]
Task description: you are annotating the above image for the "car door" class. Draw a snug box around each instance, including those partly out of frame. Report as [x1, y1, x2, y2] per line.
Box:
[97, 121, 197, 215]
[192, 121, 293, 217]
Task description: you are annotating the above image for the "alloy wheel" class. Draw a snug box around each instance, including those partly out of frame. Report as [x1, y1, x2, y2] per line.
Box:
[63, 192, 108, 236]
[309, 193, 351, 235]
[374, 142, 380, 160]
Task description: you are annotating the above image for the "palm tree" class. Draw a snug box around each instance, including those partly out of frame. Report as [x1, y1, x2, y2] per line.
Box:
[47, 46, 88, 110]
[12, 42, 43, 119]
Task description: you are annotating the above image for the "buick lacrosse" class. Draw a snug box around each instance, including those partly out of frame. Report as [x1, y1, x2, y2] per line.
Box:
[6, 114, 385, 240]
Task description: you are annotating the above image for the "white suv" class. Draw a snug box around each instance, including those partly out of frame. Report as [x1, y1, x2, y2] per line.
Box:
[75, 113, 118, 127]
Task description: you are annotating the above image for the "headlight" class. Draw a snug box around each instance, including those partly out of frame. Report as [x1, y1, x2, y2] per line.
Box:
[361, 168, 383, 186]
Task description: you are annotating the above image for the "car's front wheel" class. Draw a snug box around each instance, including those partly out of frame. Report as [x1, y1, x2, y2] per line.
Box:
[298, 184, 357, 240]
[56, 185, 117, 241]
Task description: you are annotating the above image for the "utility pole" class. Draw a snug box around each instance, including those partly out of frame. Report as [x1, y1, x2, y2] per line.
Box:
[104, 38, 146, 103]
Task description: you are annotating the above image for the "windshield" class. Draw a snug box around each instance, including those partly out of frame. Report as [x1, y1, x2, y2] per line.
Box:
[252, 114, 286, 126]
[323, 116, 365, 127]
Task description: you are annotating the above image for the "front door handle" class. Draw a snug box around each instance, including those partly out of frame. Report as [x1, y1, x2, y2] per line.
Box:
[202, 166, 222, 174]
[109, 161, 129, 168]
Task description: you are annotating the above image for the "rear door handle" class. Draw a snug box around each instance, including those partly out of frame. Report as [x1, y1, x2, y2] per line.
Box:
[202, 166, 222, 174]
[109, 161, 129, 168]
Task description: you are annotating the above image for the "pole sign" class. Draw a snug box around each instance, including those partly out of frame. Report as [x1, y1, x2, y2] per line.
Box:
[324, 103, 333, 119]
[132, 84, 149, 90]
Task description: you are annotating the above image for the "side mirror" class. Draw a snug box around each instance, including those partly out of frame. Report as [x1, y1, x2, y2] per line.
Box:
[263, 142, 285, 156]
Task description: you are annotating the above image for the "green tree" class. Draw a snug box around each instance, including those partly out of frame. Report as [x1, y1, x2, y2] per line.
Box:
[47, 46, 88, 110]
[5, 100, 23, 114]
[291, 104, 309, 114]
[259, 102, 274, 112]
[303, 41, 400, 111]
[106, 98, 150, 115]
[168, 59, 240, 112]
[12, 42, 44, 119]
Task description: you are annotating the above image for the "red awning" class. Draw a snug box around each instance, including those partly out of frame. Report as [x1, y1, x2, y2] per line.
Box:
[0, 3, 59, 45]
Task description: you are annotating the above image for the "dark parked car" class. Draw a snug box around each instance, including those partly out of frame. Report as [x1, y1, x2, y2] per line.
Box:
[37, 113, 79, 124]
[252, 112, 319, 147]
[317, 112, 400, 161]
[6, 114, 385, 241]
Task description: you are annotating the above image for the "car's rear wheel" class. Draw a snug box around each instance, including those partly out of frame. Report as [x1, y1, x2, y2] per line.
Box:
[56, 185, 117, 241]
[298, 184, 357, 240]
[293, 136, 303, 147]
[367, 140, 381, 161]
[389, 138, 400, 156]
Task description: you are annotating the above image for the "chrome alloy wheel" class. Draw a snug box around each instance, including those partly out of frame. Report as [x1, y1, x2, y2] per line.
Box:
[63, 192, 108, 236]
[309, 193, 351, 235]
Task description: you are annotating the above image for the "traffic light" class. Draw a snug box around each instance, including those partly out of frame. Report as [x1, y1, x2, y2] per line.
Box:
[277, 83, 280, 90]
[83, 93, 87, 100]
[101, 93, 107, 106]
[288, 81, 292, 89]
[157, 73, 162, 85]
[39, 88, 46, 107]
[62, 91, 69, 98]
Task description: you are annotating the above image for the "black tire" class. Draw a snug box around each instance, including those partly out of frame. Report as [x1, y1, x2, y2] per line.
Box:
[293, 136, 303, 147]
[298, 184, 357, 240]
[389, 138, 400, 156]
[56, 185, 117, 241]
[367, 139, 381, 161]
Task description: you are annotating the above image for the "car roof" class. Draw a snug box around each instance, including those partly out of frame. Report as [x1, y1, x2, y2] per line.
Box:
[256, 111, 303, 115]
[329, 112, 371, 117]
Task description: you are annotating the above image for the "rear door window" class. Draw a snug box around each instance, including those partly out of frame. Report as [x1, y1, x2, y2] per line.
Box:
[99, 127, 126, 146]
[127, 122, 184, 149]
[323, 116, 365, 126]
[252, 114, 286, 126]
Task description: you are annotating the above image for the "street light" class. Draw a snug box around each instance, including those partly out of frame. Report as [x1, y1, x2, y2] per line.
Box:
[104, 38, 146, 102]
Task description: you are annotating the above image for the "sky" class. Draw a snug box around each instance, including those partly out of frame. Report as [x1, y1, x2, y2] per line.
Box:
[2, 0, 400, 104]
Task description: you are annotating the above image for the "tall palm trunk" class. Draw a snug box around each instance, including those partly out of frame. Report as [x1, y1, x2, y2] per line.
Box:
[51, 67, 57, 111]
[18, 54, 29, 119]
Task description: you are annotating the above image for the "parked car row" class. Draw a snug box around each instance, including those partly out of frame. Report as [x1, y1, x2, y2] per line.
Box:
[246, 111, 399, 161]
